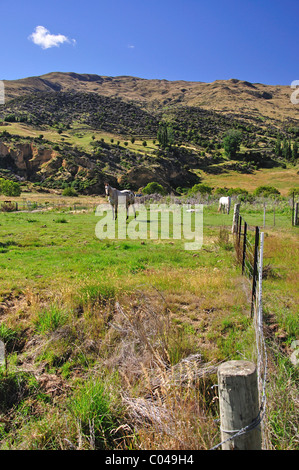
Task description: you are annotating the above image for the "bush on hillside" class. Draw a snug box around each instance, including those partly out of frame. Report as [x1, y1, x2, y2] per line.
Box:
[142, 182, 167, 196]
[188, 183, 213, 196]
[253, 185, 280, 198]
[223, 129, 242, 159]
[62, 186, 78, 197]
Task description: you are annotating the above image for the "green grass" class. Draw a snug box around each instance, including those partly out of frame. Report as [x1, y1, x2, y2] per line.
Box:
[34, 305, 69, 335]
[68, 376, 122, 449]
[0, 197, 298, 450]
[0, 207, 223, 291]
[0, 122, 158, 156]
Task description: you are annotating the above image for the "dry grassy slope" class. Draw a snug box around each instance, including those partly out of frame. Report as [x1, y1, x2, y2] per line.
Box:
[3, 72, 298, 122]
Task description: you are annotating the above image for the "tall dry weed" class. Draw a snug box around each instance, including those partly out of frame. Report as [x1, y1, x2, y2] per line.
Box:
[102, 293, 220, 449]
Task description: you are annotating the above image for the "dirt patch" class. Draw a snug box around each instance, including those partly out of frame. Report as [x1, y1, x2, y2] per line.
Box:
[0, 292, 28, 316]
[37, 373, 68, 397]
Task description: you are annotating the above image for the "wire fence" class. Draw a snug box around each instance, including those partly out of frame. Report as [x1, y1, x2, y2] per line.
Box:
[0, 199, 99, 212]
[210, 205, 268, 450]
[233, 208, 268, 449]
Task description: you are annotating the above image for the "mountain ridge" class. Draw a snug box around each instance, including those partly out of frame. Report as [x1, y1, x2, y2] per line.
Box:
[0, 72, 298, 195]
[3, 72, 297, 123]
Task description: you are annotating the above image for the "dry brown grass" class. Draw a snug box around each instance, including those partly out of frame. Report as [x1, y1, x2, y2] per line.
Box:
[0, 191, 106, 206]
[4, 73, 298, 123]
[202, 167, 299, 197]
[100, 296, 221, 450]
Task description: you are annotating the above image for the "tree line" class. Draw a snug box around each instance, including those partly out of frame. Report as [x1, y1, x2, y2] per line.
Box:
[274, 136, 298, 161]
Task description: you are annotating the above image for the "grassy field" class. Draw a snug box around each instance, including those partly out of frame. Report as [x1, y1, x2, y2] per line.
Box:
[0, 121, 158, 155]
[0, 196, 298, 450]
[201, 166, 299, 197]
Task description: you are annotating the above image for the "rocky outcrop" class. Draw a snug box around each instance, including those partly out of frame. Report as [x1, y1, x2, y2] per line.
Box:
[0, 135, 200, 194]
[119, 164, 199, 192]
[0, 141, 58, 179]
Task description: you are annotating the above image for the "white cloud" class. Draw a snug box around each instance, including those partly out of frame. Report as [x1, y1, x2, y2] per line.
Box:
[29, 26, 76, 49]
[128, 44, 135, 49]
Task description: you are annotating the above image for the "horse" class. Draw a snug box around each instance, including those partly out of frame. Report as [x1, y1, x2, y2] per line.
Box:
[218, 196, 231, 214]
[104, 183, 136, 220]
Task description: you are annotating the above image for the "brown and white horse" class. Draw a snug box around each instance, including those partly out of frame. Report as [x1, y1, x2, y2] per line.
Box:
[104, 183, 136, 220]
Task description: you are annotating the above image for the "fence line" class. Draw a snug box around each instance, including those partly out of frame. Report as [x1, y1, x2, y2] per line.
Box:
[256, 232, 268, 448]
[234, 207, 268, 448]
[0, 199, 99, 212]
[211, 205, 268, 450]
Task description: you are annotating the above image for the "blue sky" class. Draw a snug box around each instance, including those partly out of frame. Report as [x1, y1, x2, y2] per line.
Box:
[0, 0, 298, 85]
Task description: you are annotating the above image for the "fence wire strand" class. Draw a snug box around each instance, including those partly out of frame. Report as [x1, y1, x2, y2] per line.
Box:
[211, 213, 268, 450]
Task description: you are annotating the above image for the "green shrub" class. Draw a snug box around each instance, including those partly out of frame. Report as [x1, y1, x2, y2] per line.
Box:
[214, 187, 228, 195]
[142, 182, 167, 195]
[223, 129, 242, 158]
[253, 185, 280, 198]
[227, 187, 249, 197]
[62, 187, 78, 197]
[288, 187, 299, 197]
[1, 202, 16, 212]
[0, 178, 21, 197]
[54, 217, 68, 223]
[189, 183, 213, 196]
[4, 114, 16, 123]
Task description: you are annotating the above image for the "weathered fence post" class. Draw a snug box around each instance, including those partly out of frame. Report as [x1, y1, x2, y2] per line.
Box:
[238, 216, 242, 247]
[294, 202, 299, 226]
[0, 340, 6, 373]
[256, 231, 265, 416]
[242, 221, 247, 275]
[232, 203, 241, 234]
[218, 360, 262, 450]
[251, 226, 260, 317]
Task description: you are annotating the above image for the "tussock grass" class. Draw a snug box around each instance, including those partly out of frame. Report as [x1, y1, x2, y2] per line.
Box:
[265, 344, 299, 450]
[34, 305, 69, 335]
[54, 217, 68, 224]
[68, 377, 124, 450]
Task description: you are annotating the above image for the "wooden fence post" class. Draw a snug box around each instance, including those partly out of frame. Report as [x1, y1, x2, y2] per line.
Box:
[232, 203, 241, 234]
[238, 216, 242, 247]
[251, 226, 260, 317]
[242, 221, 247, 275]
[294, 202, 299, 226]
[0, 340, 6, 373]
[218, 360, 262, 450]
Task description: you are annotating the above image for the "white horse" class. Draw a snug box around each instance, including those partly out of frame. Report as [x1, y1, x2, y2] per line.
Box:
[104, 183, 136, 220]
[218, 196, 231, 214]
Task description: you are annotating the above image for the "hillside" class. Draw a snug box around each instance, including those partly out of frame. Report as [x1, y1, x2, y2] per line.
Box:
[0, 72, 298, 194]
[3, 72, 298, 123]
